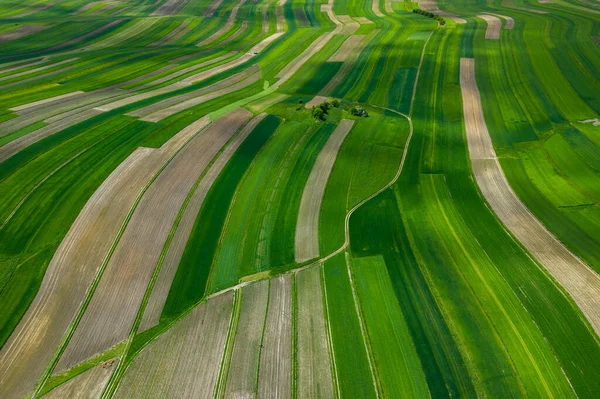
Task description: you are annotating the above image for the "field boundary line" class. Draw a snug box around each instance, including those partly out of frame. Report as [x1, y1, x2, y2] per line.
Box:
[30, 117, 213, 398]
[320, 263, 341, 399]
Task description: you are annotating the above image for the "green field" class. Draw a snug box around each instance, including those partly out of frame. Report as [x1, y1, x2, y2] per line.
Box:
[0, 0, 599, 397]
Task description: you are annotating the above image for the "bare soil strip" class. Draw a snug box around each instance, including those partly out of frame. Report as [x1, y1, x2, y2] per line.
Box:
[136, 68, 261, 122]
[129, 65, 259, 117]
[203, 0, 226, 16]
[219, 20, 249, 46]
[0, 115, 209, 399]
[139, 113, 267, 331]
[257, 275, 292, 399]
[247, 92, 289, 112]
[114, 292, 234, 398]
[224, 281, 269, 398]
[197, 0, 248, 47]
[43, 359, 118, 399]
[0, 57, 48, 75]
[151, 0, 191, 15]
[482, 12, 515, 29]
[10, 91, 86, 112]
[0, 26, 48, 44]
[372, 0, 384, 16]
[0, 57, 78, 83]
[384, 0, 393, 13]
[0, 108, 104, 164]
[295, 120, 355, 263]
[5, 2, 56, 19]
[296, 267, 335, 398]
[460, 58, 600, 336]
[305, 95, 329, 108]
[478, 14, 501, 39]
[328, 34, 365, 62]
[321, 30, 378, 96]
[55, 110, 251, 372]
[419, 0, 466, 23]
[337, 15, 360, 34]
[148, 20, 191, 46]
[354, 16, 374, 24]
[502, 0, 549, 13]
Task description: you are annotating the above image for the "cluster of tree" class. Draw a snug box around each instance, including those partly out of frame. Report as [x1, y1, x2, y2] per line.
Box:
[312, 99, 340, 121]
[350, 105, 368, 117]
[412, 8, 446, 25]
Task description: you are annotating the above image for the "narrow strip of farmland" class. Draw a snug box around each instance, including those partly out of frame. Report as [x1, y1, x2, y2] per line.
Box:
[139, 113, 268, 332]
[148, 20, 191, 46]
[42, 359, 118, 399]
[328, 35, 365, 63]
[197, 0, 248, 47]
[55, 109, 252, 372]
[257, 275, 292, 398]
[478, 14, 502, 39]
[151, 0, 192, 16]
[460, 58, 600, 336]
[0, 57, 78, 83]
[418, 0, 466, 23]
[0, 115, 211, 399]
[482, 12, 515, 29]
[295, 266, 335, 398]
[113, 292, 234, 398]
[0, 26, 48, 44]
[223, 281, 269, 398]
[295, 119, 354, 263]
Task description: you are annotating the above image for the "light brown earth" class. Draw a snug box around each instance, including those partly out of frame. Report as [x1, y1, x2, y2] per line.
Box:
[0, 57, 48, 75]
[55, 110, 251, 372]
[460, 57, 600, 337]
[0, 115, 209, 399]
[482, 12, 515, 29]
[139, 69, 261, 122]
[295, 120, 354, 262]
[296, 267, 335, 398]
[257, 275, 292, 399]
[10, 91, 86, 112]
[247, 93, 289, 112]
[197, 0, 248, 46]
[0, 25, 48, 44]
[224, 281, 269, 398]
[203, 0, 226, 16]
[305, 95, 329, 108]
[372, 0, 384, 16]
[0, 57, 78, 83]
[354, 16, 374, 24]
[478, 14, 501, 39]
[139, 113, 267, 331]
[337, 15, 360, 34]
[419, 0, 467, 23]
[328, 35, 365, 62]
[151, 0, 191, 15]
[114, 292, 234, 398]
[321, 30, 378, 96]
[43, 359, 118, 399]
[148, 20, 191, 46]
[128, 65, 259, 118]
[502, 0, 549, 14]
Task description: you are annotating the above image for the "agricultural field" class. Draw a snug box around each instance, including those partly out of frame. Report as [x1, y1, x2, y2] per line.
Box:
[0, 0, 599, 397]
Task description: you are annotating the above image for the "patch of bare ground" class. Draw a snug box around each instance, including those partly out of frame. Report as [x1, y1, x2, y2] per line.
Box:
[328, 35, 365, 62]
[247, 93, 289, 112]
[223, 280, 269, 398]
[136, 67, 261, 122]
[0, 57, 78, 84]
[43, 359, 118, 399]
[0, 57, 48, 75]
[478, 14, 501, 39]
[295, 120, 354, 263]
[9, 91, 85, 112]
[371, 0, 384, 16]
[502, 0, 549, 14]
[197, 0, 248, 46]
[321, 30, 378, 96]
[296, 266, 335, 398]
[579, 118, 600, 126]
[482, 12, 515, 29]
[337, 15, 360, 34]
[419, 0, 466, 23]
[354, 16, 374, 24]
[305, 95, 329, 108]
[203, 0, 226, 16]
[257, 275, 292, 399]
[114, 292, 234, 398]
[148, 20, 191, 46]
[460, 58, 600, 336]
[55, 110, 251, 372]
[0, 26, 48, 44]
[0, 115, 209, 399]
[151, 0, 191, 15]
[139, 113, 267, 332]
